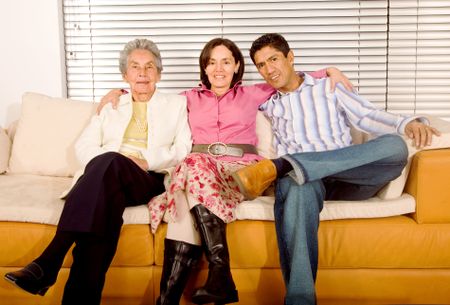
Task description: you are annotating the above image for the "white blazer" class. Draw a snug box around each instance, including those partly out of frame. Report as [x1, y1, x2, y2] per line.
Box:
[61, 90, 191, 198]
[75, 89, 191, 171]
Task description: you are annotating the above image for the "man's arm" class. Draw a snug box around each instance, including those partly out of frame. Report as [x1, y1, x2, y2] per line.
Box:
[334, 83, 440, 148]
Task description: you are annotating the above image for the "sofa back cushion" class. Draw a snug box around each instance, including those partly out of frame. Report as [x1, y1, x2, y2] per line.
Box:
[255, 111, 276, 159]
[8, 92, 97, 177]
[0, 128, 11, 174]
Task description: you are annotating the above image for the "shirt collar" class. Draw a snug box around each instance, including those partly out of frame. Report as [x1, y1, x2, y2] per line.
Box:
[275, 71, 316, 98]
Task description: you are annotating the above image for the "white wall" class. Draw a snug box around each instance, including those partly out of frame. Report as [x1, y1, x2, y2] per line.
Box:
[0, 0, 65, 128]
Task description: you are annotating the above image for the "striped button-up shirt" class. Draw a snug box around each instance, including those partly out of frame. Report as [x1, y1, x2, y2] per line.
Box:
[260, 73, 414, 156]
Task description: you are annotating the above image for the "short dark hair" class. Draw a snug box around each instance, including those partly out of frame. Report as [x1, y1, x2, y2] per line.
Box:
[249, 33, 291, 64]
[199, 38, 245, 89]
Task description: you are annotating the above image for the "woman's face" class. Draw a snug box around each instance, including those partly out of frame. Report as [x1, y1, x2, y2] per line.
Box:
[205, 45, 240, 96]
[123, 49, 160, 100]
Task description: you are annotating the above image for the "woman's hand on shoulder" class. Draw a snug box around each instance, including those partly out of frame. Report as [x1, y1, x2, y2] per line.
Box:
[96, 89, 127, 114]
[326, 67, 354, 93]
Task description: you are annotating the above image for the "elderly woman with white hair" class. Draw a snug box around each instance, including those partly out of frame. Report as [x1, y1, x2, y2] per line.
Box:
[4, 38, 191, 305]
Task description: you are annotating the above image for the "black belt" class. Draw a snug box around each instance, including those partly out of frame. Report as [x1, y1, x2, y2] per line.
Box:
[191, 143, 257, 157]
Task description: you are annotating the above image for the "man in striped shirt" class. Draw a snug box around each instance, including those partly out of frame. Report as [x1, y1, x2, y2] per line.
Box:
[232, 33, 439, 305]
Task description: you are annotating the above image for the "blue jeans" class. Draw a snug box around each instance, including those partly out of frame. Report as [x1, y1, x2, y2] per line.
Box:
[274, 134, 408, 305]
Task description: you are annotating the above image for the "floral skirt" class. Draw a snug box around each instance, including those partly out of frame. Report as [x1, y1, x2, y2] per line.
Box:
[148, 153, 257, 233]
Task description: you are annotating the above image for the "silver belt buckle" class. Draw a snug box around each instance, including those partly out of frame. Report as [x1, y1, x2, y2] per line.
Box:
[207, 142, 227, 157]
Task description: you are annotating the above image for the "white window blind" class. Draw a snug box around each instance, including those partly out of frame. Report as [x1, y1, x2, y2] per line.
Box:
[387, 0, 450, 120]
[63, 0, 450, 120]
[63, 0, 224, 99]
[221, 0, 388, 107]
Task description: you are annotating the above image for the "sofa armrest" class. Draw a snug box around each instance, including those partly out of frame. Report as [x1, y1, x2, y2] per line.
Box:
[404, 148, 450, 224]
[0, 128, 11, 173]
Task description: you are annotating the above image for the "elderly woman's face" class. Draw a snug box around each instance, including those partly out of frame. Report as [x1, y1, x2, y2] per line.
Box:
[123, 49, 160, 97]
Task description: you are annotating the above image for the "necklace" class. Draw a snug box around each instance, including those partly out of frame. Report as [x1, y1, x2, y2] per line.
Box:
[133, 116, 148, 133]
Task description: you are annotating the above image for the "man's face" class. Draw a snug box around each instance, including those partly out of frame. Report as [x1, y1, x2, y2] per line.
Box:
[253, 46, 297, 93]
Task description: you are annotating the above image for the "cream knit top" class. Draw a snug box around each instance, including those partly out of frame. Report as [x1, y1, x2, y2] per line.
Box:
[119, 101, 148, 160]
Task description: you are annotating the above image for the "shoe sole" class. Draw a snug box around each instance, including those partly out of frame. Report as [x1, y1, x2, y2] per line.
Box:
[231, 172, 256, 200]
[4, 274, 49, 296]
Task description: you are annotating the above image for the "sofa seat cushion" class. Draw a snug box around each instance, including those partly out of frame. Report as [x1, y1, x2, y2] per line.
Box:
[0, 174, 416, 226]
[0, 174, 152, 225]
[235, 194, 416, 221]
[0, 222, 154, 267]
[0, 174, 70, 225]
[155, 216, 450, 269]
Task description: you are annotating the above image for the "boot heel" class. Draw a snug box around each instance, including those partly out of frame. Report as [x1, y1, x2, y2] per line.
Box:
[214, 289, 239, 305]
[223, 289, 239, 304]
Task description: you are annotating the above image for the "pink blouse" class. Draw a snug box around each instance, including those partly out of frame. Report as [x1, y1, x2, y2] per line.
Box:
[181, 69, 327, 161]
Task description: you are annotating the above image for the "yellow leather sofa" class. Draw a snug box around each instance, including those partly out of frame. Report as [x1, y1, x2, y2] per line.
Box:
[1, 92, 450, 305]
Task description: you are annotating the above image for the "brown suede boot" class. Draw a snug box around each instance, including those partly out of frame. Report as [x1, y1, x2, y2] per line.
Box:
[232, 159, 277, 200]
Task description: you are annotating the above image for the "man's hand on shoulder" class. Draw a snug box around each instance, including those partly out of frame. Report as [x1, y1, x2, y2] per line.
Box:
[405, 120, 441, 149]
[96, 89, 127, 115]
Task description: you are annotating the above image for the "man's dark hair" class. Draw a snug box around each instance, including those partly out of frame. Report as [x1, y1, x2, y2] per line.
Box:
[249, 33, 291, 64]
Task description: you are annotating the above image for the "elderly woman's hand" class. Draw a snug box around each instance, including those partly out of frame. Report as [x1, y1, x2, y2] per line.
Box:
[127, 155, 150, 171]
[96, 89, 127, 114]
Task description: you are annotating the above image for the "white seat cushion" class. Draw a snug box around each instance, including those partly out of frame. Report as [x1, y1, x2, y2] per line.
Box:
[0, 174, 151, 225]
[0, 174, 415, 226]
[234, 194, 415, 221]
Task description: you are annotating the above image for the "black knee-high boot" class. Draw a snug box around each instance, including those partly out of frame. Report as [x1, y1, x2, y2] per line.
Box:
[190, 205, 238, 305]
[157, 239, 202, 305]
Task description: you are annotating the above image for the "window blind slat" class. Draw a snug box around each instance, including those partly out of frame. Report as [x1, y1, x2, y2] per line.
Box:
[64, 0, 389, 103]
[387, 0, 450, 120]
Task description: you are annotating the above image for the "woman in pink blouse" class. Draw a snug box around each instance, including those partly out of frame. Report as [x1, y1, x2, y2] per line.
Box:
[100, 38, 350, 305]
